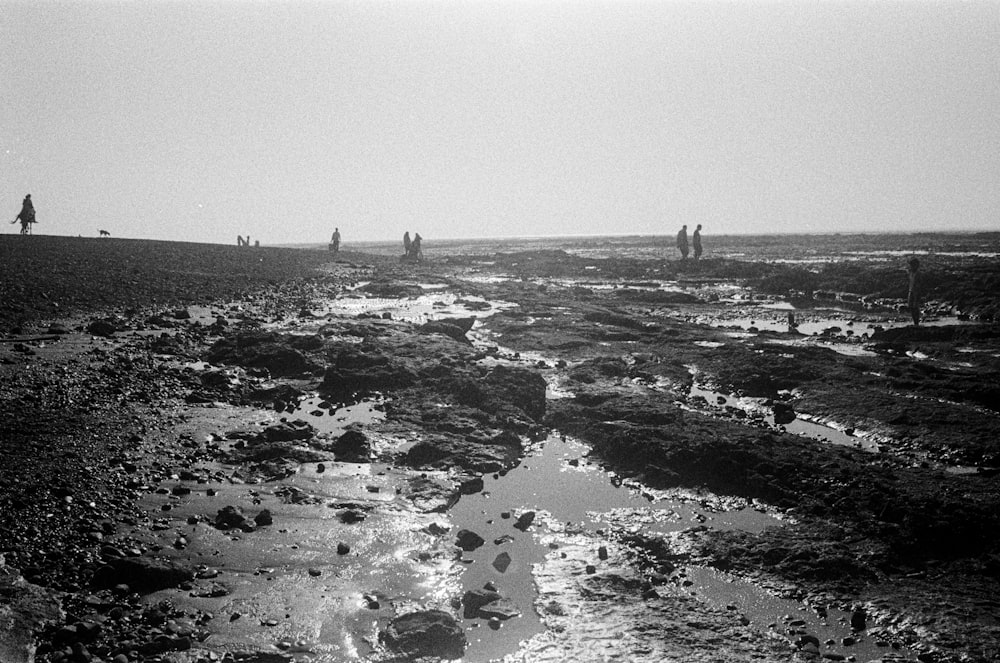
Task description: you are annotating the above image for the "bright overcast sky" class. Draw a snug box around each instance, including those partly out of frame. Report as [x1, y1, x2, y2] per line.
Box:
[2, 1, 999, 245]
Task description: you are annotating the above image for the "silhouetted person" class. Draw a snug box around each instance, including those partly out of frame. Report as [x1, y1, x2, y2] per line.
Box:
[403, 231, 411, 256]
[330, 227, 341, 253]
[410, 233, 423, 261]
[676, 224, 688, 260]
[907, 257, 921, 326]
[13, 194, 35, 235]
[692, 224, 703, 260]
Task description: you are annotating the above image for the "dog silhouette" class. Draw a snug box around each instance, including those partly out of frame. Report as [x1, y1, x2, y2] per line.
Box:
[99, 229, 110, 237]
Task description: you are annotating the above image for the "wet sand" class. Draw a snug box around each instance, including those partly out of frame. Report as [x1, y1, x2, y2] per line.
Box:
[1, 234, 999, 663]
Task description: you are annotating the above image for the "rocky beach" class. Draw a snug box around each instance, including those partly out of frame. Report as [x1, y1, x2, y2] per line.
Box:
[1, 233, 999, 663]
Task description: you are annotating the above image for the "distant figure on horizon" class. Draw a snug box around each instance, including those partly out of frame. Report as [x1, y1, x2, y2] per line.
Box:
[330, 227, 341, 253]
[12, 194, 35, 235]
[409, 233, 423, 261]
[692, 224, 703, 260]
[237, 235, 249, 247]
[403, 231, 411, 256]
[676, 224, 689, 260]
[907, 257, 921, 326]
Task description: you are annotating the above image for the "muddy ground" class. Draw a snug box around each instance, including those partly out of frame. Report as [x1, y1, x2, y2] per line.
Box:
[1, 234, 999, 663]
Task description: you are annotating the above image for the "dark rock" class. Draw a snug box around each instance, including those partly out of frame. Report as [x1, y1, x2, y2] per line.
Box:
[418, 320, 472, 344]
[772, 401, 796, 425]
[850, 608, 867, 631]
[379, 610, 466, 659]
[206, 331, 320, 377]
[87, 319, 118, 337]
[254, 509, 273, 526]
[462, 588, 502, 618]
[92, 557, 195, 594]
[456, 529, 486, 552]
[337, 542, 350, 555]
[492, 552, 512, 573]
[214, 505, 251, 530]
[513, 511, 535, 531]
[261, 420, 315, 442]
[331, 430, 372, 462]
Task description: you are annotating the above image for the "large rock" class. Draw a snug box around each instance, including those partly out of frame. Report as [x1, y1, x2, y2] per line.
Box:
[321, 348, 417, 399]
[91, 557, 195, 594]
[206, 332, 321, 377]
[331, 430, 372, 462]
[0, 565, 62, 663]
[379, 610, 466, 659]
[418, 320, 471, 344]
[262, 420, 315, 442]
[461, 588, 502, 617]
[456, 529, 486, 552]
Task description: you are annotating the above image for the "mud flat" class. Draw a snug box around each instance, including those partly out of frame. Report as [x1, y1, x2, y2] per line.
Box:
[1, 234, 999, 663]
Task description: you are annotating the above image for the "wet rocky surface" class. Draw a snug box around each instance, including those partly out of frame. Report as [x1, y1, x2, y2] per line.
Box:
[1, 235, 999, 662]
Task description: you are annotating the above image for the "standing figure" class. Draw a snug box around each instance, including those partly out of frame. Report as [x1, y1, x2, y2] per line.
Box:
[330, 227, 341, 253]
[403, 231, 411, 256]
[410, 233, 423, 261]
[676, 224, 689, 260]
[692, 224, 703, 260]
[13, 194, 35, 235]
[906, 257, 921, 326]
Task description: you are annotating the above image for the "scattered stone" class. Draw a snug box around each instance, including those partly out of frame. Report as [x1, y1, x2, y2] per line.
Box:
[214, 505, 253, 531]
[456, 529, 486, 552]
[254, 509, 273, 526]
[513, 511, 535, 532]
[478, 598, 520, 621]
[850, 608, 867, 631]
[492, 552, 512, 573]
[462, 588, 502, 617]
[337, 542, 350, 555]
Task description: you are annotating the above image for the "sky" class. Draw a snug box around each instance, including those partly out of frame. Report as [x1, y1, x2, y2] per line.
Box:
[2, 1, 999, 245]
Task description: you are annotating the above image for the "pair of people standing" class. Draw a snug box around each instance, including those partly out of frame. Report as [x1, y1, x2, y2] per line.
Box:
[676, 224, 703, 260]
[402, 231, 422, 261]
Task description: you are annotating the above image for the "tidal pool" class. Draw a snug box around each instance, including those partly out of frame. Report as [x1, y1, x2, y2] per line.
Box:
[447, 434, 781, 662]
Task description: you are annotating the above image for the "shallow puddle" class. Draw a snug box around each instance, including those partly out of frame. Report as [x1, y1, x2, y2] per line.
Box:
[313, 292, 516, 324]
[447, 434, 781, 661]
[687, 379, 880, 452]
[290, 396, 386, 438]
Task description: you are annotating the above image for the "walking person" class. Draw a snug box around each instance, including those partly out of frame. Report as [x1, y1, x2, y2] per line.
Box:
[403, 231, 411, 257]
[330, 227, 341, 253]
[906, 257, 921, 326]
[12, 194, 35, 234]
[676, 224, 689, 260]
[692, 224, 703, 260]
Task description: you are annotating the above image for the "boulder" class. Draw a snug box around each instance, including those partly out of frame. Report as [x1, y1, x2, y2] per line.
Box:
[379, 610, 466, 659]
[461, 588, 501, 618]
[91, 557, 195, 594]
[418, 320, 471, 344]
[87, 319, 118, 337]
[772, 401, 796, 425]
[456, 529, 485, 552]
[332, 430, 372, 462]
